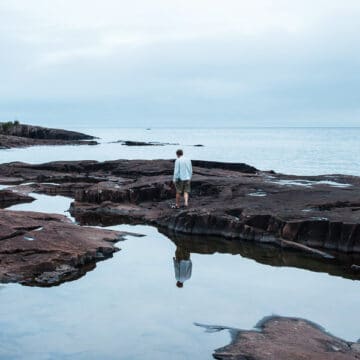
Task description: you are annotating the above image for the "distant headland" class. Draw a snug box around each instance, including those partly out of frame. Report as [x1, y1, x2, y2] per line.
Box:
[0, 121, 98, 149]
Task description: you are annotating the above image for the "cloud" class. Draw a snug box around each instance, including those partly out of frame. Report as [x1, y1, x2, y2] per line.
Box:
[0, 0, 360, 126]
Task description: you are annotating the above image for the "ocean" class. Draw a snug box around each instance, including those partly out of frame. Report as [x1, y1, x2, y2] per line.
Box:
[1, 127, 360, 175]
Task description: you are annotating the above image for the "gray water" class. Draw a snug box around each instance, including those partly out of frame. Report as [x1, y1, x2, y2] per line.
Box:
[1, 127, 360, 175]
[0, 127, 359, 359]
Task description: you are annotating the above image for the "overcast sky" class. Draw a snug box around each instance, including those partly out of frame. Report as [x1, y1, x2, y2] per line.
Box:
[1, 0, 360, 127]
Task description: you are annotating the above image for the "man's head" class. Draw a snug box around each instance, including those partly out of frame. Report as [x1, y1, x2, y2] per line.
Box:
[176, 281, 184, 288]
[176, 149, 183, 158]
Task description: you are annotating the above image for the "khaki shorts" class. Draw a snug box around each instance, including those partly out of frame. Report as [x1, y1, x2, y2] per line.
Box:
[175, 180, 191, 194]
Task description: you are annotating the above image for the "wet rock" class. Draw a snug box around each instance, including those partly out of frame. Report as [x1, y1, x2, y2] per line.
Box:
[1, 159, 360, 255]
[0, 209, 131, 286]
[112, 140, 205, 147]
[113, 140, 179, 146]
[0, 189, 34, 208]
[213, 316, 360, 360]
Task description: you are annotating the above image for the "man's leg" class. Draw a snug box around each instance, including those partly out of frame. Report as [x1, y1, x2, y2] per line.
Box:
[184, 181, 190, 207]
[176, 192, 181, 208]
[184, 192, 189, 207]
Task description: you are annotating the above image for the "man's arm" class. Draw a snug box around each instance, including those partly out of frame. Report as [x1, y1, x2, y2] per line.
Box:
[173, 159, 179, 182]
[189, 160, 193, 178]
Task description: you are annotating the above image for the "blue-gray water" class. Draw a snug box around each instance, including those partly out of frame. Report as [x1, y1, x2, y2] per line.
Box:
[1, 127, 360, 175]
[0, 127, 359, 359]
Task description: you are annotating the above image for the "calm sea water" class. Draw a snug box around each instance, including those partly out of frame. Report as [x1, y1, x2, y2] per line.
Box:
[0, 128, 359, 359]
[1, 127, 359, 175]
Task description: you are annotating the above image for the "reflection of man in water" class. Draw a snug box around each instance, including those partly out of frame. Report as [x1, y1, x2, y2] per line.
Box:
[173, 245, 192, 288]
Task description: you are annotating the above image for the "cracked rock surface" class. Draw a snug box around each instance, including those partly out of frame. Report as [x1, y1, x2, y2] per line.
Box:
[1, 159, 360, 255]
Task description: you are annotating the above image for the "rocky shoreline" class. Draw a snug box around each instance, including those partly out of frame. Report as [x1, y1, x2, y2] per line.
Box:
[1, 159, 360, 256]
[0, 122, 98, 148]
[0, 158, 359, 285]
[0, 208, 136, 286]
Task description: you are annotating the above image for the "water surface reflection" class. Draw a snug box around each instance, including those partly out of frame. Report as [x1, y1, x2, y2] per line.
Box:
[0, 224, 359, 359]
[161, 229, 360, 281]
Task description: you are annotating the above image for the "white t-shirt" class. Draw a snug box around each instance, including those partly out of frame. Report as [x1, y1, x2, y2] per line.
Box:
[173, 156, 193, 182]
[173, 258, 192, 283]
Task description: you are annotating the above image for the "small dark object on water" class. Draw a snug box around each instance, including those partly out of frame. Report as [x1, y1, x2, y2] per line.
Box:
[114, 140, 179, 146]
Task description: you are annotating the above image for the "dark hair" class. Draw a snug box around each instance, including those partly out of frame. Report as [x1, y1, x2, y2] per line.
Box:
[176, 149, 183, 156]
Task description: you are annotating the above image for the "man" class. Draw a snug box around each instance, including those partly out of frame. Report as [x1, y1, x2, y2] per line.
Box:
[173, 149, 192, 208]
[173, 245, 192, 288]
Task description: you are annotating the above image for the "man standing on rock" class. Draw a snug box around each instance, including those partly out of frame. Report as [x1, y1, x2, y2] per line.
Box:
[173, 149, 192, 208]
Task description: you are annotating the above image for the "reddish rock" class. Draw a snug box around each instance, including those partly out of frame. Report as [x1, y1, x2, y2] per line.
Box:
[0, 189, 34, 208]
[0, 209, 130, 286]
[1, 159, 360, 257]
[213, 316, 360, 360]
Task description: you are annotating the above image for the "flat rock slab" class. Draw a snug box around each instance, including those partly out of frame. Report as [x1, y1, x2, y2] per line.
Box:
[1, 159, 360, 257]
[0, 209, 128, 286]
[111, 140, 204, 147]
[0, 189, 34, 208]
[214, 316, 360, 360]
[112, 140, 179, 146]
